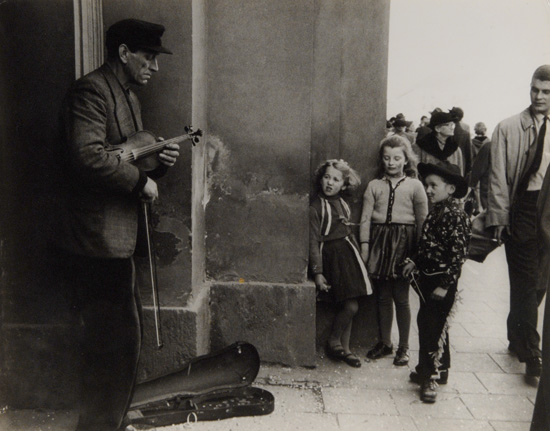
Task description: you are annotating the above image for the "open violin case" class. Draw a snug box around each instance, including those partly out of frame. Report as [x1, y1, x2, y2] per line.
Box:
[127, 342, 274, 427]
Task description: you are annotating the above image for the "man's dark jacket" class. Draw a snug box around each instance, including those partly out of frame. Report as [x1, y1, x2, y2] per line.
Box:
[56, 63, 148, 258]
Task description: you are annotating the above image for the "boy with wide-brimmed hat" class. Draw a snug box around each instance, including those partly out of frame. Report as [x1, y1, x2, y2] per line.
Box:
[402, 161, 472, 403]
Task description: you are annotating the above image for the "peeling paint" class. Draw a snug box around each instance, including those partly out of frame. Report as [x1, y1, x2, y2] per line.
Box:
[153, 217, 187, 266]
[154, 231, 181, 266]
[205, 134, 233, 197]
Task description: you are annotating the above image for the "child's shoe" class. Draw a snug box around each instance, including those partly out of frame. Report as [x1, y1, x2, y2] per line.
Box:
[366, 342, 393, 359]
[421, 379, 438, 403]
[393, 348, 409, 366]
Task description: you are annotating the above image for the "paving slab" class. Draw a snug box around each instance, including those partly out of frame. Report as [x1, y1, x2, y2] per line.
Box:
[490, 353, 526, 374]
[460, 394, 534, 421]
[435, 371, 488, 394]
[412, 417, 495, 431]
[451, 352, 502, 373]
[475, 372, 539, 395]
[153, 411, 341, 431]
[451, 335, 507, 353]
[344, 365, 411, 390]
[337, 413, 418, 431]
[489, 421, 532, 431]
[256, 384, 322, 414]
[391, 391, 473, 420]
[461, 322, 508, 338]
[322, 387, 398, 415]
[450, 309, 485, 324]
[448, 323, 471, 337]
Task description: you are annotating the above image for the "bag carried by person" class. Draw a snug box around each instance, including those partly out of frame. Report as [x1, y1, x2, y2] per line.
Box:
[467, 211, 500, 263]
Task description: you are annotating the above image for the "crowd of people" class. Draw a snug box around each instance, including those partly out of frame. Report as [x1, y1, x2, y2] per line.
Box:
[310, 65, 550, 427]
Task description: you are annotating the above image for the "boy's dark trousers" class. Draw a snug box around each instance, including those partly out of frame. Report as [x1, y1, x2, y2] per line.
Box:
[415, 273, 457, 381]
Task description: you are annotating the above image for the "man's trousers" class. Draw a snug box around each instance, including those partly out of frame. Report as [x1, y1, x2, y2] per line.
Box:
[506, 191, 545, 362]
[62, 253, 142, 431]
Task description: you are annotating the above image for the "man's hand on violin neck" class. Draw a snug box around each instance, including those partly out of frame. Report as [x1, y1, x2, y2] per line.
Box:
[141, 177, 159, 203]
[158, 142, 180, 167]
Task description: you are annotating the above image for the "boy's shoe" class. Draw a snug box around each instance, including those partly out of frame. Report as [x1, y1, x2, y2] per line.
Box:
[366, 342, 393, 359]
[421, 379, 438, 403]
[393, 348, 409, 366]
[409, 369, 448, 385]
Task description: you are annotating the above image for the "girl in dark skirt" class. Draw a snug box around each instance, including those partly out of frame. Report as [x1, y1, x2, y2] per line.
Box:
[309, 159, 372, 368]
[360, 135, 428, 366]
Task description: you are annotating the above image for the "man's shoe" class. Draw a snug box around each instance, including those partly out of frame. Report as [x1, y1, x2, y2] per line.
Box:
[421, 379, 438, 403]
[526, 357, 542, 377]
[409, 370, 448, 385]
[393, 348, 409, 366]
[366, 342, 393, 359]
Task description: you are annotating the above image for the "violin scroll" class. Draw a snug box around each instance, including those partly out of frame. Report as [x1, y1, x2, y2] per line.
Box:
[184, 125, 203, 146]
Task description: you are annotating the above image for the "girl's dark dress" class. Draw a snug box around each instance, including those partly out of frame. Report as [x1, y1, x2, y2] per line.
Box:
[309, 194, 372, 302]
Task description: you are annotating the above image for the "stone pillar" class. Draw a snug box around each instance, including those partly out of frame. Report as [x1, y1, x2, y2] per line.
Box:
[312, 0, 390, 349]
[206, 0, 390, 365]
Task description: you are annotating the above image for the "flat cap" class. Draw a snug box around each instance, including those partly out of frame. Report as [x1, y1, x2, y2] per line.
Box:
[106, 18, 172, 55]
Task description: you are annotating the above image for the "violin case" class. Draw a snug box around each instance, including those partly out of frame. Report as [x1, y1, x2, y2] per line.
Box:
[127, 342, 274, 427]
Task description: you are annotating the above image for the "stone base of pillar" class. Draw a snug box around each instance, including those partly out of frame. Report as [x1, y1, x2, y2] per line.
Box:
[137, 288, 210, 382]
[210, 282, 316, 367]
[316, 295, 379, 352]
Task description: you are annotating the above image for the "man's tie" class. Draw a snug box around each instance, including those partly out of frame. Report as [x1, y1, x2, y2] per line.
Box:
[530, 116, 548, 173]
[519, 116, 548, 192]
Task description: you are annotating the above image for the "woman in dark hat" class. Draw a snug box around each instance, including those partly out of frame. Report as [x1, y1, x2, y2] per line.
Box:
[402, 161, 471, 403]
[412, 111, 465, 175]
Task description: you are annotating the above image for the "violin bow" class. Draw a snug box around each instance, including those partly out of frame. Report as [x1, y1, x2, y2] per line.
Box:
[143, 202, 163, 349]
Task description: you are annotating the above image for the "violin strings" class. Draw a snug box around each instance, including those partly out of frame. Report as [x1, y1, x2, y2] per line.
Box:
[119, 134, 192, 162]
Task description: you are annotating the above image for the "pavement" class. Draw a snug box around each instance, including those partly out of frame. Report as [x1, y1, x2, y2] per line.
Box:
[0, 246, 545, 431]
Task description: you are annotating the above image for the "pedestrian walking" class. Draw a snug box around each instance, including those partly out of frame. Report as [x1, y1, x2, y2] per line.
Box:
[486, 65, 550, 377]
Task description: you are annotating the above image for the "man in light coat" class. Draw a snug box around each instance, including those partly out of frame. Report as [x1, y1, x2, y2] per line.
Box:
[487, 65, 550, 377]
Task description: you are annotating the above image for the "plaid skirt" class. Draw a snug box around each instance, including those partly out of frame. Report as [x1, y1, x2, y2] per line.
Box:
[368, 223, 416, 280]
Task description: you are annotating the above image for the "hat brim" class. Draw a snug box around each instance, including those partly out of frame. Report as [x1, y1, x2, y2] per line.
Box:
[418, 163, 468, 199]
[394, 120, 412, 128]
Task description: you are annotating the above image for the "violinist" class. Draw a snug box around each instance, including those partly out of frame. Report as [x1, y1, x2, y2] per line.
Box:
[54, 19, 179, 431]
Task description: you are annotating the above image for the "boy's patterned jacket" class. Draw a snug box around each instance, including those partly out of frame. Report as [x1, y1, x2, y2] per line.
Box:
[415, 197, 472, 290]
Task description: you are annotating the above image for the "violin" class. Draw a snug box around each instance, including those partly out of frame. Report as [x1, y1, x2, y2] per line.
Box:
[108, 125, 202, 171]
